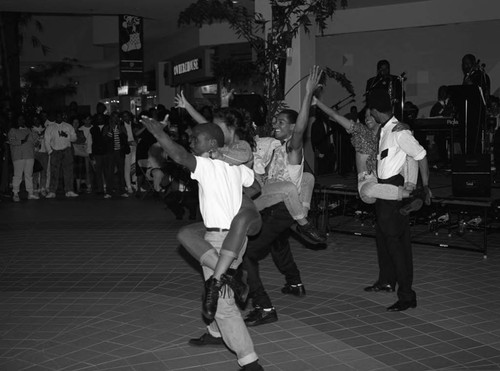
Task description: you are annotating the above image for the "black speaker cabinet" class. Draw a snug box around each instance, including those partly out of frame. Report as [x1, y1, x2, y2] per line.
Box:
[452, 154, 491, 197]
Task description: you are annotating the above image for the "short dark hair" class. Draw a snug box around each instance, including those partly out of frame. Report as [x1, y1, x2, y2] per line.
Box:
[437, 85, 449, 101]
[213, 107, 256, 150]
[279, 109, 298, 124]
[192, 123, 225, 148]
[367, 88, 393, 114]
[462, 54, 476, 63]
[377, 59, 390, 70]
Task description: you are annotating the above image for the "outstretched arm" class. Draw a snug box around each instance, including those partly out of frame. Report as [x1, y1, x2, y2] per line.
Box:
[418, 157, 432, 205]
[174, 90, 207, 124]
[313, 97, 353, 131]
[289, 65, 323, 151]
[141, 116, 196, 172]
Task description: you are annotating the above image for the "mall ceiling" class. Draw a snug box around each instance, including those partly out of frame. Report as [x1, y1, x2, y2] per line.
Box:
[1, 0, 423, 38]
[0, 0, 253, 39]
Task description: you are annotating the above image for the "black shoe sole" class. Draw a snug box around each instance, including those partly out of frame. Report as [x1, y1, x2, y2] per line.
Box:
[245, 313, 278, 327]
[290, 224, 328, 246]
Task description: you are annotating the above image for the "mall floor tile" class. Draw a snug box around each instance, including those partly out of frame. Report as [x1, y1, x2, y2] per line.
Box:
[1, 195, 500, 370]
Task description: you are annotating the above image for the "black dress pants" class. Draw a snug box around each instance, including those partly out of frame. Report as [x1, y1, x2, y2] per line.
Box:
[242, 202, 302, 309]
[375, 174, 416, 303]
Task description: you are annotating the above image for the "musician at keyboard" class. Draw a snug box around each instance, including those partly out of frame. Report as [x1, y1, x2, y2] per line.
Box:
[430, 85, 454, 118]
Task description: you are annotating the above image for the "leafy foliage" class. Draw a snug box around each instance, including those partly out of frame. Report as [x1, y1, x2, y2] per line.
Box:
[178, 0, 351, 128]
[18, 14, 51, 55]
[21, 58, 83, 114]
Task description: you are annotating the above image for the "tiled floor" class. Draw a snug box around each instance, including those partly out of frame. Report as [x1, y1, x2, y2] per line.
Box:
[1, 194, 500, 371]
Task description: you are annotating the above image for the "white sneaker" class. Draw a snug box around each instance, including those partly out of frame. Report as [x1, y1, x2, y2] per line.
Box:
[65, 191, 79, 198]
[28, 194, 40, 200]
[12, 194, 20, 202]
[45, 192, 56, 199]
[104, 193, 112, 199]
[121, 192, 129, 198]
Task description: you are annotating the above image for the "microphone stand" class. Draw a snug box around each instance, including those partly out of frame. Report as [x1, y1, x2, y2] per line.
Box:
[331, 93, 355, 110]
[336, 98, 356, 111]
[397, 72, 407, 120]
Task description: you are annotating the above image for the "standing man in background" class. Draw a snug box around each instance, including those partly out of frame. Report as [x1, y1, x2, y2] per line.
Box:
[366, 60, 403, 120]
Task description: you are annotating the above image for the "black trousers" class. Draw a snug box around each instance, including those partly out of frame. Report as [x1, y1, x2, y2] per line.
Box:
[375, 174, 416, 303]
[106, 151, 125, 194]
[242, 202, 302, 309]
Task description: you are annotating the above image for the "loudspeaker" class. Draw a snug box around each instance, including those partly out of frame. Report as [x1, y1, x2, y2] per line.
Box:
[452, 154, 491, 197]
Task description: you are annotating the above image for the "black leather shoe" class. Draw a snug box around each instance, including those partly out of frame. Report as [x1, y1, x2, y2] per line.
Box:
[244, 307, 278, 327]
[400, 187, 428, 216]
[281, 283, 306, 297]
[386, 299, 417, 312]
[400, 198, 423, 216]
[240, 360, 264, 371]
[188, 332, 224, 347]
[222, 269, 249, 305]
[364, 282, 395, 292]
[202, 276, 223, 321]
[294, 221, 327, 244]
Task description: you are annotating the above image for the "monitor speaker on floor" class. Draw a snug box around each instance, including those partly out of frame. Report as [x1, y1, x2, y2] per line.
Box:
[452, 154, 491, 197]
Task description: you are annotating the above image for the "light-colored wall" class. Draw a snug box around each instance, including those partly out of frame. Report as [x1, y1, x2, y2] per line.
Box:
[317, 0, 500, 116]
[316, 19, 500, 117]
[325, 0, 500, 35]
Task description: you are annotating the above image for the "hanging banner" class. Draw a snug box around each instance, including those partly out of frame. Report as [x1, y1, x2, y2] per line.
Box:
[119, 14, 144, 87]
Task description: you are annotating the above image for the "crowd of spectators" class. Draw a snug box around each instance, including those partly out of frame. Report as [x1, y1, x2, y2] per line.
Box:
[0, 101, 202, 220]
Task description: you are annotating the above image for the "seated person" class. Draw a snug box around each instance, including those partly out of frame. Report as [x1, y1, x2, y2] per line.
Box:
[313, 96, 424, 215]
[251, 67, 326, 244]
[253, 134, 316, 233]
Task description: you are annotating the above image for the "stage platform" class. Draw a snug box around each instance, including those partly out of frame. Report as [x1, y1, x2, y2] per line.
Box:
[311, 169, 500, 257]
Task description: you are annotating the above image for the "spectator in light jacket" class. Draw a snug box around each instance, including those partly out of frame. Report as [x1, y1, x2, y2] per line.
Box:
[44, 111, 78, 198]
[8, 113, 39, 202]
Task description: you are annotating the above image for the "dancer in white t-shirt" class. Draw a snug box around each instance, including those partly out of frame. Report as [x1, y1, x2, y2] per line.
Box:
[141, 117, 264, 371]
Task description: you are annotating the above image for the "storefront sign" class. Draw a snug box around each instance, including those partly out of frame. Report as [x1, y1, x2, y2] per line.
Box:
[173, 58, 202, 76]
[169, 48, 214, 86]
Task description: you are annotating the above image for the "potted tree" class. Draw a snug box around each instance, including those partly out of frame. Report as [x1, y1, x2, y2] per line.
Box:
[178, 0, 353, 131]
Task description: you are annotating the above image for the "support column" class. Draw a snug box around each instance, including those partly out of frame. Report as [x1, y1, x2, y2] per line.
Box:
[284, 26, 316, 174]
[255, 0, 317, 173]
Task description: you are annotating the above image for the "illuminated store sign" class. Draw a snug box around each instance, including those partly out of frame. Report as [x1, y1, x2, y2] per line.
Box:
[173, 58, 202, 76]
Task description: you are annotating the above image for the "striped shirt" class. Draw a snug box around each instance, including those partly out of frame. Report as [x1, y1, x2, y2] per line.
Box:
[113, 126, 120, 151]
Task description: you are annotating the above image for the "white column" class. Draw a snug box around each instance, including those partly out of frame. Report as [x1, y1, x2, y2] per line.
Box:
[284, 23, 317, 174]
[255, 0, 317, 172]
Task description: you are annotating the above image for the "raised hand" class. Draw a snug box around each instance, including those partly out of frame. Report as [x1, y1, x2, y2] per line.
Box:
[140, 116, 165, 138]
[174, 90, 188, 109]
[306, 65, 323, 95]
[393, 122, 411, 132]
[221, 87, 235, 108]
